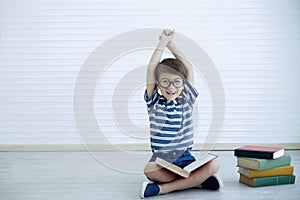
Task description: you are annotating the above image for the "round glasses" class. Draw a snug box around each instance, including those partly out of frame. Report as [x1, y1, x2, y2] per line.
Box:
[158, 78, 184, 88]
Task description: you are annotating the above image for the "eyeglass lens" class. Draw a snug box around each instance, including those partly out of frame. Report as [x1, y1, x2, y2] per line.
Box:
[159, 78, 183, 88]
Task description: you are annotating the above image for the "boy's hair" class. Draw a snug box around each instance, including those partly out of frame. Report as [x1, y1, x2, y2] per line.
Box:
[155, 58, 187, 81]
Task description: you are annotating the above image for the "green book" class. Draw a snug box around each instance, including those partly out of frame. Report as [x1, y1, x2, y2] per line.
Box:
[239, 174, 296, 187]
[237, 155, 291, 170]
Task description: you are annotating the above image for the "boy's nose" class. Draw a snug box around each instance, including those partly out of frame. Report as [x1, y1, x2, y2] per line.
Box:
[168, 83, 176, 89]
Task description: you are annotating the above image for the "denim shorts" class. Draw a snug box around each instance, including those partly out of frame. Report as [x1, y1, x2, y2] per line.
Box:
[149, 149, 196, 168]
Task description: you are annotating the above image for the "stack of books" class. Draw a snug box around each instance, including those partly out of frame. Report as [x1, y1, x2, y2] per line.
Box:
[234, 145, 296, 187]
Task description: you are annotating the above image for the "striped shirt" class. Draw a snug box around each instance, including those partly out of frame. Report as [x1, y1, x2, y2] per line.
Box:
[144, 80, 198, 152]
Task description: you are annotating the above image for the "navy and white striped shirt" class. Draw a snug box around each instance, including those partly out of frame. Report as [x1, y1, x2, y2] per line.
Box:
[144, 80, 198, 152]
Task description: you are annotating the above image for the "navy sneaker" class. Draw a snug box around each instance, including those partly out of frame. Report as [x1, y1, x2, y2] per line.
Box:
[140, 181, 160, 198]
[201, 174, 224, 190]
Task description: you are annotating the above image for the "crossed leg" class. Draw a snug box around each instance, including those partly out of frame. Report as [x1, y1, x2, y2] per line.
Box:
[144, 158, 220, 195]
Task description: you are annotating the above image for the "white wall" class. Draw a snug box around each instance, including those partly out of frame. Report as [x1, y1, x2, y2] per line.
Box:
[0, 0, 299, 147]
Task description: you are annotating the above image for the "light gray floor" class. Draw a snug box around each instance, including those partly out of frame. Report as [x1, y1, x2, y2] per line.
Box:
[0, 150, 299, 200]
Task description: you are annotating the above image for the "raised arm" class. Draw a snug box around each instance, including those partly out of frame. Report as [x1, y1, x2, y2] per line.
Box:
[167, 39, 195, 86]
[146, 30, 174, 98]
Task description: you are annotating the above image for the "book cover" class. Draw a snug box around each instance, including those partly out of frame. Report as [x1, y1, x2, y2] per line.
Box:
[237, 155, 291, 170]
[238, 165, 294, 178]
[239, 174, 296, 187]
[155, 153, 217, 178]
[234, 145, 284, 159]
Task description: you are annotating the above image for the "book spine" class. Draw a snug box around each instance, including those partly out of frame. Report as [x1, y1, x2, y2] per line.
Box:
[240, 175, 296, 187]
[234, 149, 274, 159]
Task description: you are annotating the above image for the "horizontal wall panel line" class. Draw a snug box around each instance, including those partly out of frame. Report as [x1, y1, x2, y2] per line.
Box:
[0, 143, 299, 151]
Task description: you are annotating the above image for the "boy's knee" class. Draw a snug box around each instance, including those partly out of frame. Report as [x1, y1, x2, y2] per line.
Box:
[144, 162, 178, 183]
[143, 162, 160, 178]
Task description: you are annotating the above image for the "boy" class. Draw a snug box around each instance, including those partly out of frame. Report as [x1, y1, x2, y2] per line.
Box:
[141, 29, 223, 198]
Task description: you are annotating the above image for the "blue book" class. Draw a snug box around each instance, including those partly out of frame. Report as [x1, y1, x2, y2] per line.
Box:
[240, 175, 296, 187]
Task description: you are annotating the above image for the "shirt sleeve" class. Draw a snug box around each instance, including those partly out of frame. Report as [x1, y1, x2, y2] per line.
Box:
[144, 87, 159, 110]
[182, 80, 199, 105]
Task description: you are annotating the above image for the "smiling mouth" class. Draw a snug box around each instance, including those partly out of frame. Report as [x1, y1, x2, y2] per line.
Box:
[166, 91, 176, 95]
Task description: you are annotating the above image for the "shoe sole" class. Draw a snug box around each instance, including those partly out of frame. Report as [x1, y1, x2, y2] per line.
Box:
[140, 181, 152, 199]
[213, 174, 224, 189]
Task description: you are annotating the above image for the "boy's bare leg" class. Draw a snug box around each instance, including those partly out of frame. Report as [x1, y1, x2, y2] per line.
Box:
[144, 162, 179, 183]
[158, 159, 220, 195]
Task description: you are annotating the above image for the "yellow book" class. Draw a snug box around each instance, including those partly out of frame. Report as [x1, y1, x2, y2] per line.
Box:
[238, 165, 294, 178]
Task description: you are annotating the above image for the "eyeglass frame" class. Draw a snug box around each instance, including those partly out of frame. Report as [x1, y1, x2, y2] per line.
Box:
[158, 78, 184, 88]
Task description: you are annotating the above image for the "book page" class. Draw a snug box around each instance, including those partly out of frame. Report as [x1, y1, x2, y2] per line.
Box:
[183, 153, 217, 172]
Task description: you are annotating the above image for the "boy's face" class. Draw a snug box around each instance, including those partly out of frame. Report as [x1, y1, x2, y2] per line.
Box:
[157, 73, 184, 101]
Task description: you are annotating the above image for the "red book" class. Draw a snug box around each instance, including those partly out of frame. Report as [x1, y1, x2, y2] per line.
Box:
[234, 145, 284, 159]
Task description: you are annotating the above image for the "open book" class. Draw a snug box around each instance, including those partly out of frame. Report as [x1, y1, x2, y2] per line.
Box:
[155, 153, 217, 178]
